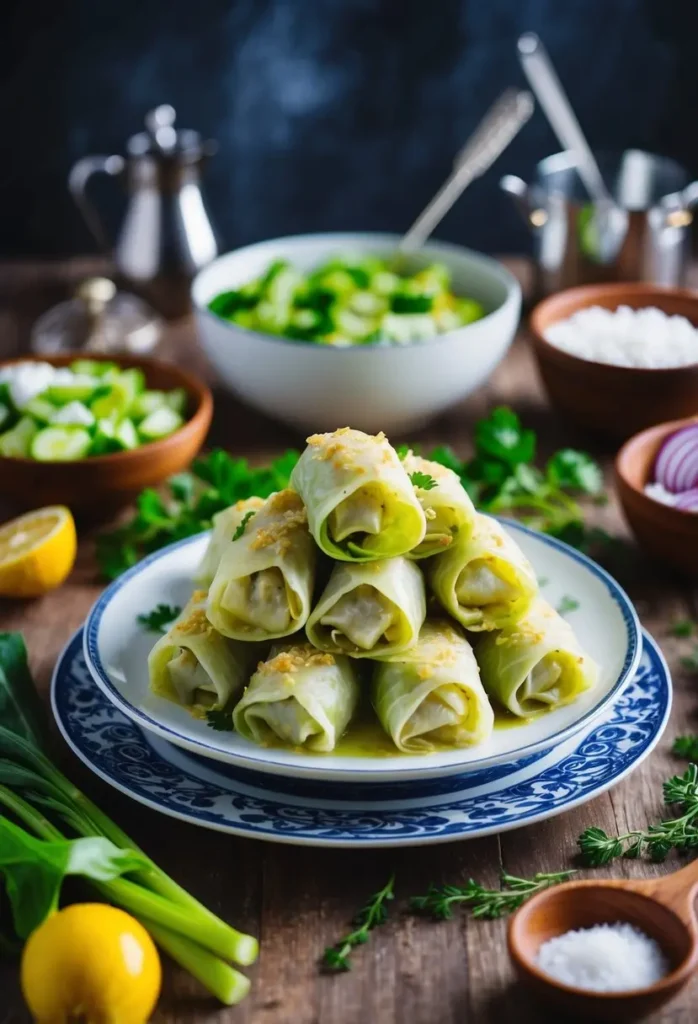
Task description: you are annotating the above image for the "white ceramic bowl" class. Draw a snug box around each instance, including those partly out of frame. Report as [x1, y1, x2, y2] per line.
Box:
[191, 232, 521, 434]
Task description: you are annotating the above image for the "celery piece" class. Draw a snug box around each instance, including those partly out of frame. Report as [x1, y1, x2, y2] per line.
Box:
[0, 417, 38, 458]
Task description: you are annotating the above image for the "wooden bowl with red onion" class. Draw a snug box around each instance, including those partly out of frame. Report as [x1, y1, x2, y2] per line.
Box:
[530, 284, 698, 441]
[615, 415, 698, 576]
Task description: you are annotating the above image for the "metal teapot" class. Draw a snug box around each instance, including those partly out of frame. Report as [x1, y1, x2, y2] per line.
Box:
[69, 105, 219, 319]
[500, 149, 698, 299]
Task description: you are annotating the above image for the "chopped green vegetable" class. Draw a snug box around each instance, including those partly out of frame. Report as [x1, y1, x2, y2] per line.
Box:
[138, 406, 183, 441]
[410, 871, 575, 920]
[208, 255, 486, 346]
[232, 510, 256, 541]
[137, 604, 182, 633]
[323, 876, 394, 971]
[0, 417, 38, 458]
[0, 360, 189, 461]
[409, 471, 437, 491]
[578, 764, 698, 864]
[31, 426, 92, 462]
[672, 736, 698, 760]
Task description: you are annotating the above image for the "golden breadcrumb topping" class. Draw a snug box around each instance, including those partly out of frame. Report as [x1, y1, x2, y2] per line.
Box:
[257, 645, 336, 675]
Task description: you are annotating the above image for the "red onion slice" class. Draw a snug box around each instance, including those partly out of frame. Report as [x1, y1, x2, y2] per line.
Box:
[673, 488, 698, 513]
[654, 426, 698, 493]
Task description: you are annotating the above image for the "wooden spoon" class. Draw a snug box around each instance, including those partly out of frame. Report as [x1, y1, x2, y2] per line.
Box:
[508, 860, 698, 1021]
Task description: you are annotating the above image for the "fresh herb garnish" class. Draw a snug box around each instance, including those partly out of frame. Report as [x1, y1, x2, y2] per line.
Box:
[409, 471, 437, 491]
[680, 647, 698, 673]
[206, 709, 234, 732]
[671, 620, 694, 638]
[673, 736, 698, 761]
[97, 448, 299, 579]
[232, 510, 255, 541]
[428, 407, 606, 546]
[410, 870, 574, 920]
[556, 596, 580, 616]
[137, 603, 182, 633]
[323, 875, 395, 971]
[578, 764, 698, 864]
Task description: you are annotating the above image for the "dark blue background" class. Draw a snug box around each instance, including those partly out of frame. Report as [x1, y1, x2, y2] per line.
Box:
[3, 0, 698, 256]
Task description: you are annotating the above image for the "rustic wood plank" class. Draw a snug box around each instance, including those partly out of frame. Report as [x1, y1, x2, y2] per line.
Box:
[0, 258, 695, 1023]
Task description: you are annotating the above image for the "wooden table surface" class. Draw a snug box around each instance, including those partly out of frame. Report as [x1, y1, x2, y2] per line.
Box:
[1, 259, 697, 1024]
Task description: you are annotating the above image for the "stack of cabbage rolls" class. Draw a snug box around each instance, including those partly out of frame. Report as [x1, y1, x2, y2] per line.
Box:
[147, 427, 597, 755]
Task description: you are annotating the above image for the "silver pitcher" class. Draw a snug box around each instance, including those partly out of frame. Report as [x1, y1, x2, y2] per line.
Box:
[501, 149, 698, 298]
[69, 105, 219, 319]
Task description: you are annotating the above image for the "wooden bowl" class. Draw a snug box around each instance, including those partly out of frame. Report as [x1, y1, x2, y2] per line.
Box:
[0, 353, 212, 515]
[615, 415, 698, 576]
[529, 283, 698, 440]
[508, 880, 697, 1021]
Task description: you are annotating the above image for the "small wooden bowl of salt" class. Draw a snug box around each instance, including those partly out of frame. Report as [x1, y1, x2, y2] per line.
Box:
[529, 283, 698, 441]
[508, 859, 698, 1020]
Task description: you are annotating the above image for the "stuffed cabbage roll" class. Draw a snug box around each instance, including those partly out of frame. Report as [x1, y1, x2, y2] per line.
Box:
[373, 621, 494, 752]
[290, 427, 426, 561]
[475, 599, 597, 717]
[195, 496, 266, 587]
[429, 514, 537, 631]
[402, 452, 477, 559]
[306, 556, 426, 658]
[233, 643, 360, 752]
[207, 489, 316, 641]
[148, 591, 254, 712]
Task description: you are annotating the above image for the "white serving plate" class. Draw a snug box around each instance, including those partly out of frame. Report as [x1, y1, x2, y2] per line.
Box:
[83, 520, 641, 782]
[191, 233, 521, 434]
[57, 628, 668, 848]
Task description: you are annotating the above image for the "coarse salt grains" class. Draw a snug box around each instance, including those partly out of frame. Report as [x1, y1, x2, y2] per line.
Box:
[536, 922, 669, 992]
[543, 305, 698, 369]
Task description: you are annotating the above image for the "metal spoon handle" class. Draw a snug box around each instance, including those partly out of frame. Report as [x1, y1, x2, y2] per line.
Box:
[398, 89, 534, 254]
[517, 32, 610, 204]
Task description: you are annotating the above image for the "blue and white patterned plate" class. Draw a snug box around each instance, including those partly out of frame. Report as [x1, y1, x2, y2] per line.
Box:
[82, 520, 641, 782]
[53, 628, 670, 848]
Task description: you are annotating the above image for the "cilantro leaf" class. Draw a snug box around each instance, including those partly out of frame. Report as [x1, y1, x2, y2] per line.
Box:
[409, 471, 437, 491]
[475, 407, 535, 468]
[546, 450, 603, 495]
[137, 604, 182, 633]
[232, 510, 255, 541]
[206, 709, 234, 731]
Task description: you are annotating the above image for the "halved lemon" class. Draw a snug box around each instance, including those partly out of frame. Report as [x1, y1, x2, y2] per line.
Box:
[0, 506, 77, 597]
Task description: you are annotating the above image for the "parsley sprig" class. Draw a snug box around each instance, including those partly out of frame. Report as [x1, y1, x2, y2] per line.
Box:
[323, 875, 395, 971]
[578, 764, 698, 864]
[410, 870, 574, 920]
[97, 448, 299, 579]
[428, 407, 607, 551]
[409, 470, 437, 491]
[137, 603, 182, 633]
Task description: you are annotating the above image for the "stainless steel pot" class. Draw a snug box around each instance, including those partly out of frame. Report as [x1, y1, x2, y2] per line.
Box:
[501, 149, 698, 297]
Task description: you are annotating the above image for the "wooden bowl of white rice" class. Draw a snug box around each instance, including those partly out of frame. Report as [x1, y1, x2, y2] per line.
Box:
[529, 283, 698, 440]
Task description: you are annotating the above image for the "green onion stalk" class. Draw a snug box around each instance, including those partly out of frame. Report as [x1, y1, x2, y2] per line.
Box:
[0, 727, 257, 1004]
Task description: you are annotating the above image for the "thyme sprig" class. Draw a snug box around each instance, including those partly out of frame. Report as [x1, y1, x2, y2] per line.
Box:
[410, 870, 575, 920]
[323, 875, 395, 971]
